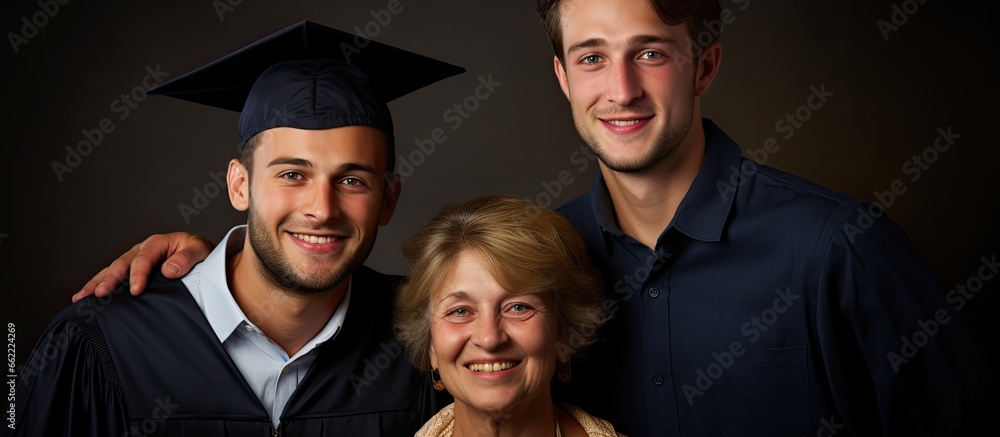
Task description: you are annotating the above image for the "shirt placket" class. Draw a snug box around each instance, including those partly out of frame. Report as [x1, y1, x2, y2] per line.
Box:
[240, 322, 291, 425]
[272, 360, 297, 423]
[640, 230, 680, 435]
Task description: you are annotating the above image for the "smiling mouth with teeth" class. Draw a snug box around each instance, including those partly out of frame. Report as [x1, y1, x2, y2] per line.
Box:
[466, 361, 520, 373]
[291, 233, 341, 244]
[606, 119, 641, 126]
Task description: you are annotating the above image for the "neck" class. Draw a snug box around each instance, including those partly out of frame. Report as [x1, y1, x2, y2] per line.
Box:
[228, 248, 346, 357]
[452, 395, 557, 437]
[601, 118, 706, 250]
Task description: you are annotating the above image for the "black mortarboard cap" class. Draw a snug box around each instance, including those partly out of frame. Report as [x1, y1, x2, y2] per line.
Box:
[147, 20, 464, 150]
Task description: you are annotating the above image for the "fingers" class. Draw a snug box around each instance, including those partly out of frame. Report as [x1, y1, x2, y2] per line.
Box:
[96, 244, 141, 296]
[125, 234, 175, 296]
[162, 250, 194, 279]
[71, 232, 214, 303]
[72, 243, 139, 302]
[128, 251, 157, 296]
[161, 233, 214, 279]
[93, 275, 122, 297]
[73, 266, 112, 303]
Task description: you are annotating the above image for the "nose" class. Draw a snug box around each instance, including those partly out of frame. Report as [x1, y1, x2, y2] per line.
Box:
[606, 61, 643, 106]
[472, 311, 509, 351]
[303, 182, 341, 223]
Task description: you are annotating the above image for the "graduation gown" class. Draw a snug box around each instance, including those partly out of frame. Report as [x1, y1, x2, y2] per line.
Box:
[8, 266, 448, 436]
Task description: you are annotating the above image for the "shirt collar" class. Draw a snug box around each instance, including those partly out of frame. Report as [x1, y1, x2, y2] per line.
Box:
[590, 118, 741, 245]
[183, 225, 351, 349]
[291, 281, 350, 361]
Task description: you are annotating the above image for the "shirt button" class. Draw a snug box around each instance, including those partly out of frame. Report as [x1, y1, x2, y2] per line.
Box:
[653, 374, 664, 385]
[244, 324, 253, 331]
[648, 287, 660, 298]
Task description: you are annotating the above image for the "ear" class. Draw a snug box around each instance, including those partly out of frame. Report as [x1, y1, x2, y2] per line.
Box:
[553, 55, 571, 101]
[428, 343, 438, 370]
[228, 159, 250, 211]
[555, 327, 571, 363]
[378, 173, 402, 226]
[694, 42, 722, 97]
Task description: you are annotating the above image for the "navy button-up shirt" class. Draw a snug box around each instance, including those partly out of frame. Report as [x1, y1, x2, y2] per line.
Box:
[556, 119, 995, 436]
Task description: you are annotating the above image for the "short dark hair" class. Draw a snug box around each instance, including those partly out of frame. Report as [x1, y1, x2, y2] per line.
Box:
[238, 132, 263, 179]
[537, 0, 723, 62]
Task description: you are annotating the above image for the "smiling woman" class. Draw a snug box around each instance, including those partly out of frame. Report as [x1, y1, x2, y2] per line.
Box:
[394, 195, 625, 436]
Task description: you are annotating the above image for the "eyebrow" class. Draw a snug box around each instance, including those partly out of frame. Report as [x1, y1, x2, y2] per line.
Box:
[266, 158, 380, 176]
[267, 157, 312, 168]
[437, 291, 468, 305]
[565, 34, 678, 55]
[629, 34, 677, 47]
[566, 37, 608, 55]
[338, 162, 380, 176]
[435, 290, 550, 306]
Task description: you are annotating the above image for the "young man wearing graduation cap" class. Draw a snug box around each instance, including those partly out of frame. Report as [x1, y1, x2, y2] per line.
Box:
[9, 21, 460, 436]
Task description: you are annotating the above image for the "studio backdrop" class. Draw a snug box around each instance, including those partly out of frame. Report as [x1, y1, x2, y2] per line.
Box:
[2, 0, 997, 369]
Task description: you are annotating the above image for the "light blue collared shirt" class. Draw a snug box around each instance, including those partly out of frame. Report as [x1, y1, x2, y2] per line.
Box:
[181, 225, 351, 426]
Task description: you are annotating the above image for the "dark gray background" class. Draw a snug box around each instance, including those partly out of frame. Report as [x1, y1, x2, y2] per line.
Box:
[3, 0, 997, 368]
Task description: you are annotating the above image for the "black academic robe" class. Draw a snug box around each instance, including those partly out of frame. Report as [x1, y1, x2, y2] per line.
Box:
[8, 266, 448, 436]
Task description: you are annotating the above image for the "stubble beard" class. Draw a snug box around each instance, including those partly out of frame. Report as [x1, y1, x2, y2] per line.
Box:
[246, 201, 374, 294]
[576, 96, 694, 174]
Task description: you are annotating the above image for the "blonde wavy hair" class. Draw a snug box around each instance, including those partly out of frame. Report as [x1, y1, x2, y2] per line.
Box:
[394, 194, 606, 372]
